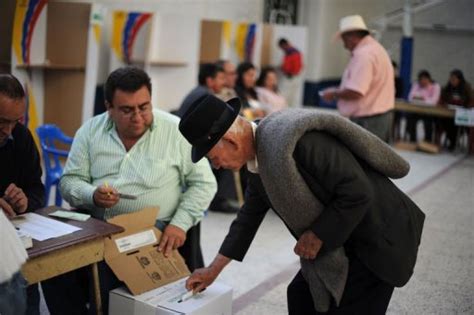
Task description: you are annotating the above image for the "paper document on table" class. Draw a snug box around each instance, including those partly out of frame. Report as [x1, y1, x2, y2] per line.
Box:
[11, 213, 81, 241]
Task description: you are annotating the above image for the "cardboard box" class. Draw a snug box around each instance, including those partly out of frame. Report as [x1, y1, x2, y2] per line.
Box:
[104, 208, 190, 295]
[109, 278, 233, 315]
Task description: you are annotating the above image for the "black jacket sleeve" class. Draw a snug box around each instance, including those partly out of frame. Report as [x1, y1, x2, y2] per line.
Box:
[218, 172, 271, 261]
[294, 132, 374, 251]
[22, 128, 45, 211]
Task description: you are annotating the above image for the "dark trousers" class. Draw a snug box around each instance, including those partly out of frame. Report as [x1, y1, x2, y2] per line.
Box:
[405, 114, 434, 142]
[41, 269, 89, 315]
[26, 283, 40, 315]
[351, 111, 394, 143]
[287, 254, 394, 315]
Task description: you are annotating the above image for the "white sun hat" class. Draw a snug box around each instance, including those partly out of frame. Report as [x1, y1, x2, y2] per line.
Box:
[334, 15, 370, 39]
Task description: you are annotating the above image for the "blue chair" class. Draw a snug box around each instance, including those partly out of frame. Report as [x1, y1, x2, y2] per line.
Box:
[36, 124, 73, 206]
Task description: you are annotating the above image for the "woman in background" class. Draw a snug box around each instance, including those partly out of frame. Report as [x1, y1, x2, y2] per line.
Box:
[406, 70, 441, 142]
[438, 69, 473, 150]
[439, 69, 472, 107]
[256, 66, 288, 114]
[235, 62, 265, 119]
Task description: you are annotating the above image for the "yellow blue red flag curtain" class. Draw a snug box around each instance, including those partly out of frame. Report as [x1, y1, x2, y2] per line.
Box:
[12, 0, 47, 146]
[234, 23, 256, 62]
[112, 11, 152, 63]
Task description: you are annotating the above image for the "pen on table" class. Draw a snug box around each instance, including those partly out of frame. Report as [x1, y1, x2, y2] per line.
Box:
[177, 290, 194, 303]
[118, 193, 137, 200]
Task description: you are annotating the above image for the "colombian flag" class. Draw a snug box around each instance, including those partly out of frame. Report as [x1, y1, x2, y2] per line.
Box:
[112, 11, 152, 63]
[13, 0, 48, 65]
[234, 23, 256, 62]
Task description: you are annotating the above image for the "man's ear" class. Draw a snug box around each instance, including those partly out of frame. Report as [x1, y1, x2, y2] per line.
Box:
[105, 101, 112, 110]
[205, 77, 215, 89]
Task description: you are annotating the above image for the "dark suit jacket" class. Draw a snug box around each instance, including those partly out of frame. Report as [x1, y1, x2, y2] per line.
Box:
[219, 131, 425, 287]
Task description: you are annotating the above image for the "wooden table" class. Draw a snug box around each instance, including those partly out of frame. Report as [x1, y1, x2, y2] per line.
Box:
[395, 100, 455, 118]
[21, 206, 123, 315]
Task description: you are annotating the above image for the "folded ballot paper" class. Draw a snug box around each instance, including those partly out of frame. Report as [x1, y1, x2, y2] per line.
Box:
[109, 278, 232, 315]
[49, 210, 91, 221]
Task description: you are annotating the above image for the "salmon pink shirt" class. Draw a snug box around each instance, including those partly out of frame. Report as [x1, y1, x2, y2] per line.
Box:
[337, 36, 395, 118]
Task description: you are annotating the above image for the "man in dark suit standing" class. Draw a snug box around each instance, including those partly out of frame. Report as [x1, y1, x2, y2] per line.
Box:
[178, 94, 425, 314]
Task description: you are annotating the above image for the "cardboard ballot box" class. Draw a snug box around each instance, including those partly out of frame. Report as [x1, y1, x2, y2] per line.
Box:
[109, 278, 232, 315]
[104, 208, 232, 314]
[104, 208, 190, 295]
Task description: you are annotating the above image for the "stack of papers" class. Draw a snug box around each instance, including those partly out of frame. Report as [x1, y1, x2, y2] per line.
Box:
[12, 213, 82, 241]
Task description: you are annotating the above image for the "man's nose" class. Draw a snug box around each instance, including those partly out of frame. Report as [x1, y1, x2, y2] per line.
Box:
[130, 110, 144, 122]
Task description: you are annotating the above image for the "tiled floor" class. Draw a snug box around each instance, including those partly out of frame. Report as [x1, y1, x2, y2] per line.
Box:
[39, 150, 473, 314]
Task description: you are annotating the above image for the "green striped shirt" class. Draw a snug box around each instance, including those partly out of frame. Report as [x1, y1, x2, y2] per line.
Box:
[59, 109, 217, 231]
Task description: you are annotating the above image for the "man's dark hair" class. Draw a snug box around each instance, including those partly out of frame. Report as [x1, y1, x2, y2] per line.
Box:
[198, 63, 224, 86]
[417, 70, 433, 82]
[256, 66, 277, 87]
[0, 74, 25, 99]
[278, 38, 289, 46]
[104, 67, 152, 104]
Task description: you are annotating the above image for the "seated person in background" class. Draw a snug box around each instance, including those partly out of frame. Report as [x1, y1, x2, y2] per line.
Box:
[235, 62, 266, 119]
[178, 63, 225, 116]
[408, 70, 440, 104]
[406, 70, 441, 142]
[256, 66, 288, 114]
[57, 67, 217, 314]
[438, 69, 473, 150]
[215, 60, 238, 101]
[0, 74, 45, 315]
[439, 69, 473, 107]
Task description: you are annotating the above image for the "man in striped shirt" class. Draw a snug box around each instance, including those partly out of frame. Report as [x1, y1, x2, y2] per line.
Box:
[57, 67, 217, 314]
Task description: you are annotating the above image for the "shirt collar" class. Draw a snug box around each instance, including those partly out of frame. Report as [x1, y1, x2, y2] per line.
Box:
[246, 121, 259, 174]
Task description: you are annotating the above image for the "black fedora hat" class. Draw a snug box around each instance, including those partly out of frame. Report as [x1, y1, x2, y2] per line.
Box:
[179, 94, 241, 162]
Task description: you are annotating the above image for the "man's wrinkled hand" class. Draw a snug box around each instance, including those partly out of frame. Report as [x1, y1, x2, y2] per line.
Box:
[294, 230, 323, 260]
[0, 197, 16, 218]
[185, 267, 219, 294]
[158, 224, 186, 257]
[4, 183, 28, 214]
[93, 185, 119, 208]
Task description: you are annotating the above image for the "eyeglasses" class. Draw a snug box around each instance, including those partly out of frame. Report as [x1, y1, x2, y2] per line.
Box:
[116, 103, 152, 118]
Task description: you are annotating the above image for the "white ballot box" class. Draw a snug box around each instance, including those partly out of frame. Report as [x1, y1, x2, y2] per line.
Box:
[109, 278, 232, 315]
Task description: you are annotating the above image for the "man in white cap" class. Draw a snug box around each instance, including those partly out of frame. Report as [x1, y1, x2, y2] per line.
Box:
[322, 15, 395, 143]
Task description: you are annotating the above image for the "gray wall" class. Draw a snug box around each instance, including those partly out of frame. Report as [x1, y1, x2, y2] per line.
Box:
[380, 0, 474, 85]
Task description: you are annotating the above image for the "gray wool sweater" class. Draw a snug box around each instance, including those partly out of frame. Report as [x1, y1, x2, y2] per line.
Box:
[255, 108, 409, 311]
